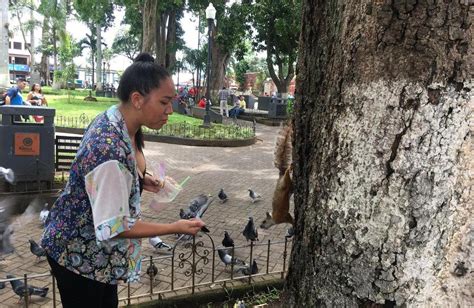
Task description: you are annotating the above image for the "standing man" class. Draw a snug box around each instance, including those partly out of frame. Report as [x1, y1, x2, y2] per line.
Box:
[218, 86, 230, 117]
[4, 77, 27, 122]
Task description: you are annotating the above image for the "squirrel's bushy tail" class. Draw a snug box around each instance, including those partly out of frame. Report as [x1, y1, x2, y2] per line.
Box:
[273, 122, 293, 176]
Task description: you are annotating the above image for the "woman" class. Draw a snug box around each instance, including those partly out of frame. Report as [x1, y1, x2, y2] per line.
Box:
[26, 83, 47, 106]
[41, 53, 205, 307]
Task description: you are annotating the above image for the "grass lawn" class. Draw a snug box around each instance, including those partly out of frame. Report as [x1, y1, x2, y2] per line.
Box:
[41, 88, 202, 125]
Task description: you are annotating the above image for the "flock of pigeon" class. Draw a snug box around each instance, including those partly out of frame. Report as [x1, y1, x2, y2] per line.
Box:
[144, 189, 263, 279]
[0, 179, 266, 301]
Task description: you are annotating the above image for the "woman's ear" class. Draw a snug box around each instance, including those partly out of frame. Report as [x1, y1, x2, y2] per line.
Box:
[130, 91, 143, 110]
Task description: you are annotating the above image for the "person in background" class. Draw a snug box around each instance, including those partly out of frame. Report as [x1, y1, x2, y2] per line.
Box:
[217, 86, 230, 117]
[27, 83, 48, 106]
[229, 96, 246, 118]
[27, 83, 48, 123]
[41, 53, 205, 308]
[198, 97, 207, 108]
[4, 77, 28, 122]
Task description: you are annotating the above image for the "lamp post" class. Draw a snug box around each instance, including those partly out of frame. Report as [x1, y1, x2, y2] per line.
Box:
[202, 3, 216, 127]
[176, 55, 182, 93]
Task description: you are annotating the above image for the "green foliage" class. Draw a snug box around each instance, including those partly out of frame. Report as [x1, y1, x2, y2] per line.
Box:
[247, 0, 301, 92]
[111, 29, 140, 61]
[73, 0, 115, 29]
[235, 60, 250, 90]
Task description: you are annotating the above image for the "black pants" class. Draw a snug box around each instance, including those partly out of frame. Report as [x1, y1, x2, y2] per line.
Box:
[47, 256, 118, 308]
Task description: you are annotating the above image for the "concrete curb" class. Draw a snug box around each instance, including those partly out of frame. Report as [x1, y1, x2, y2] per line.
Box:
[55, 127, 257, 147]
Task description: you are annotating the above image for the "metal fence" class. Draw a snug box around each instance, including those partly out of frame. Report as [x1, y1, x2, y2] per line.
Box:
[55, 114, 256, 140]
[0, 234, 292, 307]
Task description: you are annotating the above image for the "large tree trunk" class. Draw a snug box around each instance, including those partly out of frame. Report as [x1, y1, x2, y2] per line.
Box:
[165, 10, 177, 70]
[210, 36, 230, 102]
[156, 12, 168, 67]
[142, 0, 157, 54]
[39, 17, 50, 85]
[284, 1, 472, 307]
[95, 26, 102, 91]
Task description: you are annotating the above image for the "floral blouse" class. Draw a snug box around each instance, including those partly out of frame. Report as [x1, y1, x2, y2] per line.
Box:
[41, 105, 142, 284]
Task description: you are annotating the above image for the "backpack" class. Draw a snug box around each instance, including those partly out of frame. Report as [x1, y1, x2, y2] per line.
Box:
[0, 88, 17, 106]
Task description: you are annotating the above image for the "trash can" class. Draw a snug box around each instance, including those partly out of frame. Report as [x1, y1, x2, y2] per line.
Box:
[268, 97, 287, 118]
[0, 105, 56, 190]
[257, 96, 272, 111]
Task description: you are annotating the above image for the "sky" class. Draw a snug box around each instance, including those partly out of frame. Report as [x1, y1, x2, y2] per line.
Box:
[68, 8, 199, 84]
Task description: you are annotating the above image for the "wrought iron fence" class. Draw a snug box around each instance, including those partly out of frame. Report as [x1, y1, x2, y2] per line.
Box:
[0, 235, 292, 307]
[54, 114, 256, 140]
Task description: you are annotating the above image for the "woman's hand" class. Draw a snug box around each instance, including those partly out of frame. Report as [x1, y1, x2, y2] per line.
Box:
[173, 219, 206, 236]
[143, 172, 164, 193]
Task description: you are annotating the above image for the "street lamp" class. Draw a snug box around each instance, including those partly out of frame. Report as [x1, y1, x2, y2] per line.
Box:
[202, 2, 216, 127]
[176, 54, 182, 93]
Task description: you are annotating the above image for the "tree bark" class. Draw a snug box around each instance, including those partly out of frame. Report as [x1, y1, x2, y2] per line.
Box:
[142, 0, 157, 55]
[165, 10, 177, 69]
[39, 17, 50, 85]
[95, 26, 102, 91]
[210, 34, 230, 102]
[284, 1, 472, 306]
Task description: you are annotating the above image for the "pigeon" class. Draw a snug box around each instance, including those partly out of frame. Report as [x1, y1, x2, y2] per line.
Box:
[6, 274, 49, 300]
[148, 236, 172, 251]
[178, 194, 213, 235]
[248, 189, 262, 203]
[217, 249, 246, 267]
[218, 188, 228, 203]
[285, 226, 295, 238]
[222, 231, 234, 248]
[39, 203, 49, 225]
[29, 239, 46, 260]
[242, 217, 258, 242]
[0, 167, 15, 183]
[179, 194, 210, 220]
[236, 260, 258, 275]
[0, 199, 15, 255]
[146, 263, 158, 280]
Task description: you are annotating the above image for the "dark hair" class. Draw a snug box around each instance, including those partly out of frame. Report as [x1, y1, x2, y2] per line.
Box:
[32, 84, 41, 93]
[117, 53, 171, 152]
[17, 77, 26, 82]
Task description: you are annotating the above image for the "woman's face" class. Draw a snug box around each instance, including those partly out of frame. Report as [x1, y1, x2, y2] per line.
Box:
[140, 77, 175, 130]
[34, 84, 41, 92]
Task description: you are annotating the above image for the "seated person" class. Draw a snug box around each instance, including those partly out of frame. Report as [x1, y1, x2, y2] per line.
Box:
[229, 96, 246, 118]
[197, 97, 207, 108]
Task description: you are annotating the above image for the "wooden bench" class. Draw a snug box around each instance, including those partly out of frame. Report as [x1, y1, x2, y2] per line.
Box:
[55, 134, 82, 172]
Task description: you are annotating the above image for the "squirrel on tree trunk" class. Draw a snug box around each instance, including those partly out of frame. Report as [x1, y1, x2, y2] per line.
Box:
[260, 122, 294, 229]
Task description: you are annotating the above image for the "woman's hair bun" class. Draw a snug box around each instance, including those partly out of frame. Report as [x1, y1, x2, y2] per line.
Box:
[134, 53, 155, 63]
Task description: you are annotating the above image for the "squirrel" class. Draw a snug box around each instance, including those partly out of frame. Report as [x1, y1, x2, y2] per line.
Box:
[260, 122, 294, 229]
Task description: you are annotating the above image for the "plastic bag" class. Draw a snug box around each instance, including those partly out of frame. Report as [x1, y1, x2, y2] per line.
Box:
[148, 162, 189, 212]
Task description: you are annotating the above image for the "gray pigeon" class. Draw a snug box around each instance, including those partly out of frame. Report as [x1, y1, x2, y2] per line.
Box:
[222, 231, 234, 247]
[0, 199, 15, 255]
[146, 263, 158, 280]
[6, 274, 49, 300]
[0, 167, 14, 183]
[176, 195, 213, 243]
[217, 249, 246, 267]
[148, 236, 172, 251]
[236, 260, 258, 275]
[218, 188, 228, 203]
[242, 217, 258, 242]
[248, 189, 262, 203]
[39, 203, 49, 226]
[29, 239, 46, 260]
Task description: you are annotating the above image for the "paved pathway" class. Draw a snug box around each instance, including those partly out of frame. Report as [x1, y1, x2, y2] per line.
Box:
[0, 123, 294, 307]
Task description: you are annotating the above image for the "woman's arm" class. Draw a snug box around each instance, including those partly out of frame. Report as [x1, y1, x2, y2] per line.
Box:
[117, 219, 205, 239]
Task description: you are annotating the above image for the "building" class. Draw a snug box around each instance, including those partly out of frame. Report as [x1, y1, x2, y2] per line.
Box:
[8, 38, 31, 81]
